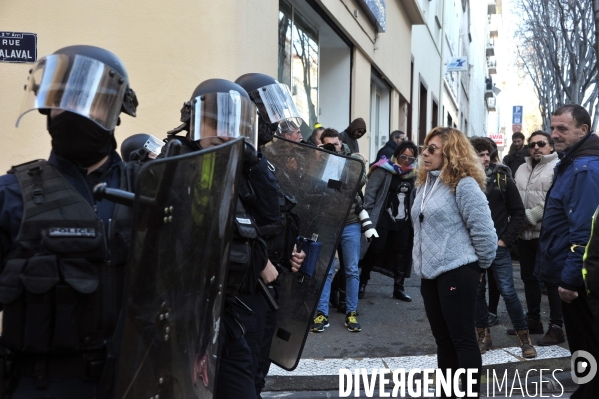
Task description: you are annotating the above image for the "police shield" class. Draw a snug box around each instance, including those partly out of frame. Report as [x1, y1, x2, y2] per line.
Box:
[114, 138, 244, 399]
[261, 136, 364, 370]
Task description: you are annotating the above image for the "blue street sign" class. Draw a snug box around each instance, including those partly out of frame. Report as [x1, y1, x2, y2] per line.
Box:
[512, 105, 523, 125]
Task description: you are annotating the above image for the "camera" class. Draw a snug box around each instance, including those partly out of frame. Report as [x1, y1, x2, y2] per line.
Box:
[322, 143, 337, 152]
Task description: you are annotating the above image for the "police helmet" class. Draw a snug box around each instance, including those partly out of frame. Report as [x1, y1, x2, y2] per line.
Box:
[235, 73, 303, 136]
[121, 133, 165, 162]
[170, 78, 257, 148]
[16, 45, 138, 131]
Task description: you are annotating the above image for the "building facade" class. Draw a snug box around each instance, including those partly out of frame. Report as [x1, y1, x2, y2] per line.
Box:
[0, 0, 427, 171]
[408, 0, 496, 144]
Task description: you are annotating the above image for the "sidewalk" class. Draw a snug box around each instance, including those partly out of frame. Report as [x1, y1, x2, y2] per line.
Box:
[264, 262, 573, 394]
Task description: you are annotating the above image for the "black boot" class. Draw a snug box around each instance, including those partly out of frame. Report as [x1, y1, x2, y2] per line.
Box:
[358, 268, 368, 299]
[358, 281, 367, 299]
[393, 260, 412, 302]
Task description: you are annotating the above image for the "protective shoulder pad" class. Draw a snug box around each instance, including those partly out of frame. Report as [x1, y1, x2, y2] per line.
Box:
[7, 159, 47, 174]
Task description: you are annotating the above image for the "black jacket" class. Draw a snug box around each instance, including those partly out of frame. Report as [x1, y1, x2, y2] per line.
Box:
[373, 140, 397, 165]
[502, 146, 529, 178]
[485, 163, 525, 247]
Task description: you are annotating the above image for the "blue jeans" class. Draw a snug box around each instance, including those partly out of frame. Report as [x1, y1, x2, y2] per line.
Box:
[317, 222, 361, 315]
[476, 246, 527, 330]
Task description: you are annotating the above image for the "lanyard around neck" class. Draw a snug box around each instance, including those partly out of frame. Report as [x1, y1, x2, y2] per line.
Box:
[419, 174, 441, 222]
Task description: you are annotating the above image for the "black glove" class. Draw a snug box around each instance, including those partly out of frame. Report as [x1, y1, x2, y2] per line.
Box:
[243, 142, 260, 171]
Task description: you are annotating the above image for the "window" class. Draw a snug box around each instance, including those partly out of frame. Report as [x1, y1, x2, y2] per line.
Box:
[278, 0, 319, 130]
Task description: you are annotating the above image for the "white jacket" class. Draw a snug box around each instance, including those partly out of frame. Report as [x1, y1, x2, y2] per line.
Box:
[514, 153, 559, 240]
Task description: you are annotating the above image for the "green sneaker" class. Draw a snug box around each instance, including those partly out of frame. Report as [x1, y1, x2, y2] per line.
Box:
[345, 311, 362, 332]
[311, 311, 329, 333]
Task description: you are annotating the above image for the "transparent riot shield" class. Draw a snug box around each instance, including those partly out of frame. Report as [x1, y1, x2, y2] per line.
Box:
[114, 138, 244, 399]
[261, 136, 365, 370]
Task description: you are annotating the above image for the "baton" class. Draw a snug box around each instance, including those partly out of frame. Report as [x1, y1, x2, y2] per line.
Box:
[258, 279, 279, 312]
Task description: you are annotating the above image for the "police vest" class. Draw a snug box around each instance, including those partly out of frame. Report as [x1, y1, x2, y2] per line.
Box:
[0, 160, 132, 358]
[227, 196, 268, 297]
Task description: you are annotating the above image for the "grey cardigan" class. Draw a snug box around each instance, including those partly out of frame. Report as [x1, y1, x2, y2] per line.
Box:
[411, 174, 497, 279]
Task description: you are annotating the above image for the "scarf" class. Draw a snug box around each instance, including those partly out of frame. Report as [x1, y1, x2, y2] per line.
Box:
[369, 155, 416, 178]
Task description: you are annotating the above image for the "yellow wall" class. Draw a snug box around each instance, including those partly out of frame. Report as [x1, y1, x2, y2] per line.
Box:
[1, 0, 418, 172]
[0, 0, 277, 172]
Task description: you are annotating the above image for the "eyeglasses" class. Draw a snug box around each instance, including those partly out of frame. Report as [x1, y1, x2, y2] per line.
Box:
[528, 140, 547, 149]
[423, 144, 440, 155]
[399, 154, 416, 163]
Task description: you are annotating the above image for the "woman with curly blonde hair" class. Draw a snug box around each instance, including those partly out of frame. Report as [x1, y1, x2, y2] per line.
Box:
[412, 127, 497, 398]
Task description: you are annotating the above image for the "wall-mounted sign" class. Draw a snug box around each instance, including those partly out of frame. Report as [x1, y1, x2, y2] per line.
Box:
[512, 105, 523, 125]
[447, 57, 468, 72]
[0, 31, 37, 63]
[358, 0, 386, 32]
[488, 132, 504, 147]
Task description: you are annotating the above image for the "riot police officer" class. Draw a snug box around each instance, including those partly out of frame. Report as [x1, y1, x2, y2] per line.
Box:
[165, 78, 290, 399]
[235, 72, 305, 396]
[0, 45, 138, 398]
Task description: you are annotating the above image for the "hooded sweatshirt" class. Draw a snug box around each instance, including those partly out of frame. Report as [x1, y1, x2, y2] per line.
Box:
[339, 118, 366, 154]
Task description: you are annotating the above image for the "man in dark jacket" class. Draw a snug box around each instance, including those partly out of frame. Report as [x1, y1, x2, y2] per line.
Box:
[502, 132, 528, 177]
[538, 104, 599, 399]
[339, 118, 367, 154]
[470, 137, 535, 359]
[373, 130, 404, 164]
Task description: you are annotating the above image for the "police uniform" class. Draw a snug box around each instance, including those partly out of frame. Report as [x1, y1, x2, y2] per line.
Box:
[163, 78, 281, 399]
[0, 152, 133, 398]
[0, 45, 138, 398]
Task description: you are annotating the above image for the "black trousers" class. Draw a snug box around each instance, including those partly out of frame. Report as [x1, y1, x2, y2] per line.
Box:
[518, 238, 564, 326]
[517, 238, 543, 321]
[420, 263, 481, 398]
[562, 286, 599, 399]
[360, 226, 411, 281]
[256, 285, 279, 396]
[237, 287, 278, 397]
[215, 313, 257, 399]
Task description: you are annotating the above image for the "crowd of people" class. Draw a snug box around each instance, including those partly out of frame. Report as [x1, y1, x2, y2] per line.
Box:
[0, 43, 598, 399]
[305, 107, 599, 399]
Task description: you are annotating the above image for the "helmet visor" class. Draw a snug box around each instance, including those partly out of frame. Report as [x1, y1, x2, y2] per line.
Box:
[16, 54, 128, 130]
[251, 83, 302, 127]
[190, 90, 257, 147]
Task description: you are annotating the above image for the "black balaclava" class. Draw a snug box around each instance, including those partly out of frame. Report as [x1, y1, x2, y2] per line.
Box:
[48, 111, 116, 167]
[258, 117, 278, 146]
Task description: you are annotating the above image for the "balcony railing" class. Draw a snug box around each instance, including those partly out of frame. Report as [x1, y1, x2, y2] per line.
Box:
[488, 60, 497, 74]
[486, 42, 495, 57]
